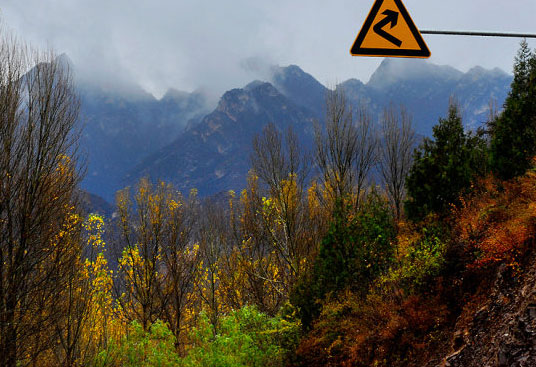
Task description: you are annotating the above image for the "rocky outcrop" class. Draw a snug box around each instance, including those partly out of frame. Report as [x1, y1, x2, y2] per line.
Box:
[443, 258, 536, 367]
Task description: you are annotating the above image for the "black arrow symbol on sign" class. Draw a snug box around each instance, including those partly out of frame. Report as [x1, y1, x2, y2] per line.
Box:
[373, 10, 402, 47]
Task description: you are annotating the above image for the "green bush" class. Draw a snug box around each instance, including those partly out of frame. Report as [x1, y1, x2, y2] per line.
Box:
[93, 320, 180, 367]
[181, 305, 300, 367]
[93, 306, 299, 367]
[383, 226, 447, 294]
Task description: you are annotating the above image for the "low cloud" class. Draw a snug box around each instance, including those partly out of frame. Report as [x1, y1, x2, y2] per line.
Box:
[2, 0, 535, 99]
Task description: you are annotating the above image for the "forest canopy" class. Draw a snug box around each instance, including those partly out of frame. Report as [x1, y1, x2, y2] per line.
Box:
[1, 24, 536, 367]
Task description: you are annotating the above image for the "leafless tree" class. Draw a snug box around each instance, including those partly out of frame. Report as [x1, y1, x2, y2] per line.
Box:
[379, 105, 416, 220]
[196, 200, 229, 334]
[315, 89, 377, 208]
[0, 32, 82, 367]
[250, 124, 314, 284]
[354, 106, 379, 207]
[251, 123, 310, 193]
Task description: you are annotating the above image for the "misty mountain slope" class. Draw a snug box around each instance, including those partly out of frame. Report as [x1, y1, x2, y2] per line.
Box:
[363, 59, 464, 133]
[270, 64, 328, 118]
[79, 83, 209, 201]
[121, 60, 512, 198]
[453, 66, 512, 129]
[338, 58, 512, 134]
[125, 81, 316, 196]
[77, 59, 511, 200]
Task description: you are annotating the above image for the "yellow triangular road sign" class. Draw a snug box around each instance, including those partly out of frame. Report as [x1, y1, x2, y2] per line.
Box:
[350, 0, 430, 58]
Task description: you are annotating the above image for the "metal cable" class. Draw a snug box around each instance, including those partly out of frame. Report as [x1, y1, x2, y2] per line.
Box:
[420, 30, 536, 39]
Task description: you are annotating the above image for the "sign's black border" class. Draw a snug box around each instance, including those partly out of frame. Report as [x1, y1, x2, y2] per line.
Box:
[350, 0, 431, 58]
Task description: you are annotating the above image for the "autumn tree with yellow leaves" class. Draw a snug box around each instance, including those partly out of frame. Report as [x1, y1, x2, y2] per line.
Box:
[0, 31, 82, 366]
[114, 179, 200, 350]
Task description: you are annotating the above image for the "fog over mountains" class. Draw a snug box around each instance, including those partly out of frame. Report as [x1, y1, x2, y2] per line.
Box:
[77, 58, 512, 201]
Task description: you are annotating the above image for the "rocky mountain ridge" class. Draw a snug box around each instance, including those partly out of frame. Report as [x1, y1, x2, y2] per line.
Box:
[122, 60, 511, 197]
[76, 58, 512, 200]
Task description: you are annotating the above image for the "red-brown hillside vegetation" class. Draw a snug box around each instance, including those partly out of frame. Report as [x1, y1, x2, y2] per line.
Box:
[293, 165, 536, 367]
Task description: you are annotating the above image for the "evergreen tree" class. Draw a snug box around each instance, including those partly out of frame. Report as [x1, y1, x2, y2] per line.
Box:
[291, 192, 396, 329]
[405, 103, 487, 220]
[490, 40, 536, 180]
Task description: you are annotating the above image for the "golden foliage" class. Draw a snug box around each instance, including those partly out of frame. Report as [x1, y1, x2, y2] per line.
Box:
[454, 169, 536, 269]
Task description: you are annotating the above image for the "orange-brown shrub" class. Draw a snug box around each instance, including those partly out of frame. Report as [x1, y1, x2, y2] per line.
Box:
[453, 168, 536, 270]
[293, 290, 448, 367]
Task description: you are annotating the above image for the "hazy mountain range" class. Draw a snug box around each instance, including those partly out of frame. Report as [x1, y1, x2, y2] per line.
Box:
[77, 58, 512, 202]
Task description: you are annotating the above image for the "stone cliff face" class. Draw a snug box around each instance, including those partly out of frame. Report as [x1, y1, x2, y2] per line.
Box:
[125, 81, 315, 196]
[441, 253, 536, 367]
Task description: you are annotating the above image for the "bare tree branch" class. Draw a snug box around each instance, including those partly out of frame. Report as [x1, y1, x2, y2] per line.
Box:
[379, 104, 416, 220]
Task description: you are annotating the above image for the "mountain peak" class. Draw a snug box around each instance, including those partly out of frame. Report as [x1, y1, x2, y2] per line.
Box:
[466, 65, 509, 78]
[247, 81, 280, 96]
[270, 64, 320, 88]
[269, 64, 327, 116]
[272, 64, 307, 78]
[215, 82, 283, 118]
[244, 80, 268, 91]
[368, 58, 463, 90]
[216, 87, 254, 114]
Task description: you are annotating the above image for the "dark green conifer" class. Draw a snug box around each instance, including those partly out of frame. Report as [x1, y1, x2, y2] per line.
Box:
[405, 103, 487, 220]
[291, 192, 395, 329]
[490, 40, 536, 179]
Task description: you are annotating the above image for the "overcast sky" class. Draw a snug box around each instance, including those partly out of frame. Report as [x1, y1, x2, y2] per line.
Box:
[2, 1, 535, 98]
